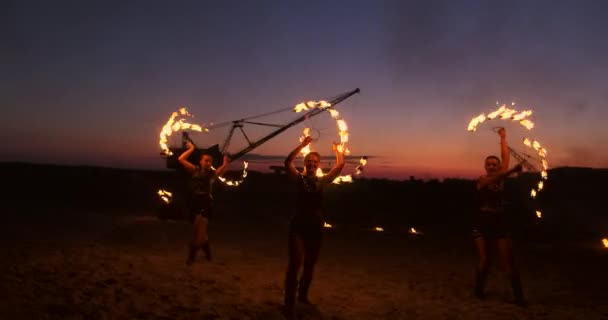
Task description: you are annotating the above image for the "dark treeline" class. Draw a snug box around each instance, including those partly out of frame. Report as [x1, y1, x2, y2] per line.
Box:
[2, 162, 606, 241]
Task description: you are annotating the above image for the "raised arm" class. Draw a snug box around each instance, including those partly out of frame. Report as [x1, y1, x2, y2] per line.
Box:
[178, 141, 197, 174]
[214, 154, 231, 178]
[477, 128, 522, 189]
[285, 136, 312, 179]
[499, 127, 510, 171]
[323, 143, 346, 185]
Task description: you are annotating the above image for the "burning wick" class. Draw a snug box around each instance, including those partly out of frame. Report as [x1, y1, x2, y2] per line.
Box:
[536, 211, 542, 219]
[323, 222, 333, 229]
[602, 238, 608, 248]
[157, 189, 173, 204]
[373, 226, 384, 232]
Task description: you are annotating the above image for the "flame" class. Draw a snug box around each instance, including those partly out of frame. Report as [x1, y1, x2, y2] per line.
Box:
[487, 105, 506, 120]
[294, 99, 365, 183]
[520, 119, 535, 130]
[157, 189, 173, 204]
[467, 103, 535, 132]
[467, 114, 487, 131]
[409, 227, 422, 235]
[603, 238, 608, 248]
[293, 100, 332, 112]
[536, 210, 542, 219]
[531, 189, 537, 198]
[512, 110, 532, 121]
[315, 167, 324, 177]
[373, 226, 384, 232]
[333, 174, 353, 184]
[324, 222, 333, 228]
[216, 161, 249, 187]
[159, 107, 208, 156]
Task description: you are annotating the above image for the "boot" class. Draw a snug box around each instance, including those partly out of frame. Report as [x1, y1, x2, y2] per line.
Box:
[474, 269, 488, 300]
[509, 272, 527, 307]
[201, 241, 212, 261]
[186, 242, 198, 265]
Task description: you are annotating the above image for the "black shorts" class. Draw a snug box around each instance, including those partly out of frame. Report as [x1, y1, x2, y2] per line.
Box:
[289, 214, 324, 242]
[189, 194, 213, 221]
[472, 212, 511, 239]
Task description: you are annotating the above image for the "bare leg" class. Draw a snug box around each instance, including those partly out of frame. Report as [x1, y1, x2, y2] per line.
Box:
[284, 235, 305, 317]
[497, 238, 526, 305]
[473, 236, 491, 299]
[186, 215, 209, 265]
[298, 233, 322, 304]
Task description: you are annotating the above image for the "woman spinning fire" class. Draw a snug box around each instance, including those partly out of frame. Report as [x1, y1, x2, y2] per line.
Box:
[282, 136, 345, 318]
[178, 141, 230, 265]
[473, 127, 526, 306]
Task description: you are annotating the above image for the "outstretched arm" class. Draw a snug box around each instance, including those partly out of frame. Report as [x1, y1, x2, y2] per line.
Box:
[477, 163, 523, 189]
[178, 141, 197, 174]
[323, 143, 346, 185]
[285, 136, 312, 179]
[214, 154, 231, 177]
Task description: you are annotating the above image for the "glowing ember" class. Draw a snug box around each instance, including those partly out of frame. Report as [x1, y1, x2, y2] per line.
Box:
[159, 107, 208, 156]
[536, 210, 542, 219]
[373, 226, 384, 232]
[603, 238, 608, 248]
[324, 222, 333, 228]
[409, 227, 422, 235]
[216, 161, 249, 187]
[157, 189, 173, 204]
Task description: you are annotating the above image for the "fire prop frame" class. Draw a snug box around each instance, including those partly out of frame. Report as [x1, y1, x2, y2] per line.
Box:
[159, 88, 363, 185]
[293, 100, 368, 183]
[467, 103, 549, 218]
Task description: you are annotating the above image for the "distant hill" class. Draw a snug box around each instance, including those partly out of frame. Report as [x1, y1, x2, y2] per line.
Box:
[2, 162, 606, 240]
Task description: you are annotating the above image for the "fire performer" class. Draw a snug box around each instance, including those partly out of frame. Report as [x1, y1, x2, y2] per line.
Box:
[178, 140, 230, 265]
[282, 136, 345, 317]
[473, 127, 526, 306]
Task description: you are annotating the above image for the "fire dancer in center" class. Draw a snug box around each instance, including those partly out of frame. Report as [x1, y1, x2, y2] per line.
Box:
[282, 136, 345, 317]
[473, 127, 526, 306]
[178, 140, 230, 265]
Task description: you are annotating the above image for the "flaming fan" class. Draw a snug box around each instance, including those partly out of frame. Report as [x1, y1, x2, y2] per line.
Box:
[467, 103, 549, 218]
[158, 107, 248, 187]
[293, 100, 368, 184]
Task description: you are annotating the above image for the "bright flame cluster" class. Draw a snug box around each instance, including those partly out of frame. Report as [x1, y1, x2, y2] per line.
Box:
[523, 138, 549, 199]
[157, 189, 173, 204]
[159, 107, 208, 156]
[216, 161, 249, 187]
[467, 102, 549, 218]
[602, 238, 608, 248]
[467, 103, 534, 132]
[159, 107, 247, 187]
[293, 100, 367, 184]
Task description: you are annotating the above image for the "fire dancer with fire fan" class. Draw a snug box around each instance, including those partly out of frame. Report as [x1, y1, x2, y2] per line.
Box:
[282, 136, 345, 317]
[178, 141, 230, 265]
[473, 127, 527, 306]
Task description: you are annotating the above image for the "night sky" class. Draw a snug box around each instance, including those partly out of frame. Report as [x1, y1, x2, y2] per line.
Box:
[3, 0, 608, 179]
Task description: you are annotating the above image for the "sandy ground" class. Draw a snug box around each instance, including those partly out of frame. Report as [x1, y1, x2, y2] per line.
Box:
[1, 209, 607, 320]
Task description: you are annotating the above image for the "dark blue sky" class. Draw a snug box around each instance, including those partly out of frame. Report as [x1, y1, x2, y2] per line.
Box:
[3, 0, 608, 178]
